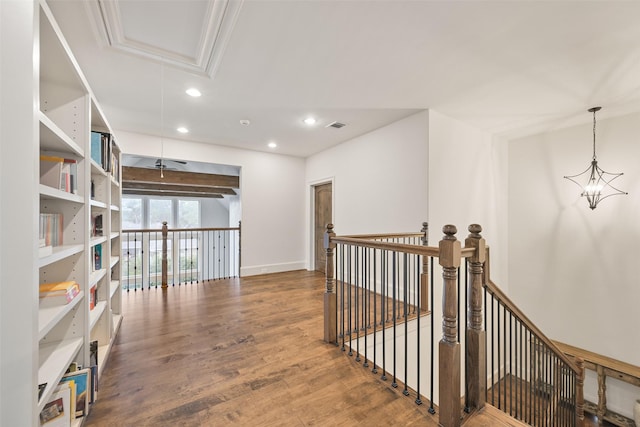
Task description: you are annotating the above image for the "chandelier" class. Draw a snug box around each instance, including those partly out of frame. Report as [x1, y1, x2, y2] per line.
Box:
[563, 107, 627, 210]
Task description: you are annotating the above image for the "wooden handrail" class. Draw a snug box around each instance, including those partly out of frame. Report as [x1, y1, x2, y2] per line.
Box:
[123, 226, 240, 233]
[339, 232, 425, 239]
[330, 235, 477, 259]
[484, 278, 580, 375]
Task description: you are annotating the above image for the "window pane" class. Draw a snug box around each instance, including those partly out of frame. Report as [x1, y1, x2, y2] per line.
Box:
[178, 200, 200, 228]
[122, 198, 142, 230]
[149, 199, 172, 228]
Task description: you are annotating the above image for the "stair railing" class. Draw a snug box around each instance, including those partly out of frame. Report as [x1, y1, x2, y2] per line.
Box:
[121, 223, 241, 291]
[323, 223, 585, 427]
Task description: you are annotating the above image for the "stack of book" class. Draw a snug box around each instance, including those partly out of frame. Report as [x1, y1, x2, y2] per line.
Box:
[90, 131, 114, 173]
[39, 213, 63, 248]
[39, 281, 80, 308]
[39, 360, 98, 426]
[40, 155, 78, 194]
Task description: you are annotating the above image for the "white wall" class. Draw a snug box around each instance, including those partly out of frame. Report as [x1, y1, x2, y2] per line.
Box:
[428, 110, 508, 287]
[305, 111, 429, 268]
[508, 112, 640, 417]
[116, 131, 306, 276]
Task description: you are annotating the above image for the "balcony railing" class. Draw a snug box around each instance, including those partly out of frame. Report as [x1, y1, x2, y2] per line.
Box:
[121, 222, 240, 291]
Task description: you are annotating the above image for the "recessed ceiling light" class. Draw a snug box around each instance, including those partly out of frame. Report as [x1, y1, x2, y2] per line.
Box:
[239, 119, 251, 126]
[268, 142, 277, 149]
[185, 88, 201, 97]
[177, 127, 189, 134]
[303, 117, 317, 126]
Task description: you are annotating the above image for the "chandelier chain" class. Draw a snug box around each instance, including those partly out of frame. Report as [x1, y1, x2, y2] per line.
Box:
[592, 108, 597, 160]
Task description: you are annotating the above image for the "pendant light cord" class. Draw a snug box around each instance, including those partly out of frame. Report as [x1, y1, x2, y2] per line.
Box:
[160, 60, 165, 178]
[592, 109, 597, 161]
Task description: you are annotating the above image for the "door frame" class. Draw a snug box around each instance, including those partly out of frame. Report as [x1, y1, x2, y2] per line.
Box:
[309, 177, 335, 272]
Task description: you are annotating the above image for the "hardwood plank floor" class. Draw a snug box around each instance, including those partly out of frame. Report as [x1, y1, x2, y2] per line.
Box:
[86, 271, 438, 426]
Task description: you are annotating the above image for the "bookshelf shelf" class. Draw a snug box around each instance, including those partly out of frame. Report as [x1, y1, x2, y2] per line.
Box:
[89, 301, 107, 330]
[110, 280, 120, 299]
[90, 199, 108, 209]
[112, 313, 123, 335]
[90, 235, 108, 247]
[89, 269, 107, 287]
[110, 231, 120, 240]
[110, 204, 120, 212]
[38, 291, 84, 341]
[37, 337, 84, 412]
[90, 159, 108, 177]
[39, 184, 84, 204]
[110, 255, 120, 269]
[39, 111, 84, 157]
[38, 244, 84, 268]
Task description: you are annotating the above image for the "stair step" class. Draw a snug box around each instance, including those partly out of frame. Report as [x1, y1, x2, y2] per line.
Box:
[463, 404, 530, 427]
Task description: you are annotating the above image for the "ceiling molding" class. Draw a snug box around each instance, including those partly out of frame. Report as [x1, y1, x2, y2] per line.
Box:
[85, 0, 244, 77]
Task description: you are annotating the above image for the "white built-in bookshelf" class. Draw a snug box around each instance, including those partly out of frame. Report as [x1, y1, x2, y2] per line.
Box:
[35, 0, 123, 423]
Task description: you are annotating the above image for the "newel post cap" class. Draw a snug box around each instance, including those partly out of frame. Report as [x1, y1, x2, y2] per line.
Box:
[439, 224, 461, 268]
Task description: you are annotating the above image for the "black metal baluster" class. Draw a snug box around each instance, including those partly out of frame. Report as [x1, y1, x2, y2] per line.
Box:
[392, 251, 397, 388]
[381, 249, 387, 381]
[497, 300, 501, 409]
[429, 257, 435, 414]
[372, 248, 378, 374]
[403, 253, 409, 397]
[348, 245, 353, 356]
[363, 247, 369, 368]
[510, 311, 513, 416]
[416, 254, 422, 405]
[491, 292, 495, 406]
[355, 246, 360, 362]
[340, 244, 345, 351]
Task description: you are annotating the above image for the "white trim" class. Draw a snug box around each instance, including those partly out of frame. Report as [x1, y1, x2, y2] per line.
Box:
[241, 261, 306, 277]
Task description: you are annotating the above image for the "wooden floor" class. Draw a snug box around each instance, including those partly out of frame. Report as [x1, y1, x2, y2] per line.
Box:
[86, 269, 612, 427]
[86, 270, 437, 426]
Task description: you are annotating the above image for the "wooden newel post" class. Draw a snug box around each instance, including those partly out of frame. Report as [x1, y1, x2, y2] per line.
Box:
[465, 224, 486, 411]
[439, 225, 462, 427]
[420, 222, 429, 312]
[161, 221, 168, 290]
[576, 357, 585, 426]
[324, 223, 337, 343]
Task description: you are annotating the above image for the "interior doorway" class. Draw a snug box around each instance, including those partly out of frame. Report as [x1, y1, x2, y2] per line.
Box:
[314, 182, 332, 273]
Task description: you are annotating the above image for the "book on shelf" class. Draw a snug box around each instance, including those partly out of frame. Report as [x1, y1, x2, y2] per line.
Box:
[92, 244, 102, 271]
[39, 281, 80, 307]
[90, 131, 113, 172]
[59, 368, 91, 419]
[91, 214, 103, 237]
[89, 285, 96, 310]
[40, 155, 77, 194]
[40, 382, 72, 427]
[39, 213, 63, 247]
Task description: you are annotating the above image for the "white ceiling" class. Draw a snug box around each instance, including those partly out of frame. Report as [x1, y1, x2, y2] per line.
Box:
[47, 0, 640, 158]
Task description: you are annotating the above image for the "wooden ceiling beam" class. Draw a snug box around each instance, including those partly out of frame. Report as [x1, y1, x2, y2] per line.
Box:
[123, 189, 223, 198]
[122, 166, 239, 188]
[122, 181, 237, 195]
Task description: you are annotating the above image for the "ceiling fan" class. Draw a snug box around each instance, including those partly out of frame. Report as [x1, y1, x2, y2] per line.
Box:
[154, 158, 187, 170]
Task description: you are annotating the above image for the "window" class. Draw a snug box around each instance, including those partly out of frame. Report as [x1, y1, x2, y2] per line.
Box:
[122, 196, 201, 229]
[149, 199, 172, 229]
[178, 200, 200, 228]
[122, 198, 142, 229]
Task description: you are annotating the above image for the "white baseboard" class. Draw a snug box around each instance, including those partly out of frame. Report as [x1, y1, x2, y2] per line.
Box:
[241, 261, 306, 277]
